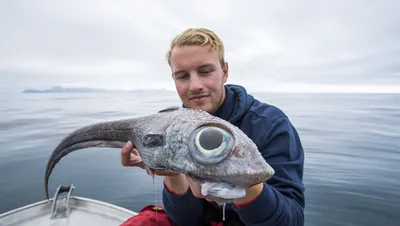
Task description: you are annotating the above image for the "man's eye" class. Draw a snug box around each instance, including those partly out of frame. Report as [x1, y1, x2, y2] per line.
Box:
[175, 74, 188, 80]
[200, 70, 212, 74]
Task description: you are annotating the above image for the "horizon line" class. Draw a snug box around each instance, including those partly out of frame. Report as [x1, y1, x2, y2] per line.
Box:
[2, 84, 400, 94]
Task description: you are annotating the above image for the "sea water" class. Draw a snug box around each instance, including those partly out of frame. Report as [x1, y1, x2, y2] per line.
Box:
[0, 91, 399, 226]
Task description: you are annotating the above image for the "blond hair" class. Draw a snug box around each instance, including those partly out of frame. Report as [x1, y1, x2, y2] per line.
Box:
[166, 28, 225, 67]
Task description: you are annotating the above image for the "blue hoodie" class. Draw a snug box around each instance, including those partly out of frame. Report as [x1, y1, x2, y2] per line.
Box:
[162, 84, 305, 226]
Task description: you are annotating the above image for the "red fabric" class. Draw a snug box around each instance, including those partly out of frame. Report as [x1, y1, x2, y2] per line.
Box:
[121, 204, 225, 226]
[120, 205, 174, 226]
[210, 221, 224, 226]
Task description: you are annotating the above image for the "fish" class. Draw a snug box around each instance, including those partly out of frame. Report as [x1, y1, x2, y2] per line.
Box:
[44, 106, 275, 202]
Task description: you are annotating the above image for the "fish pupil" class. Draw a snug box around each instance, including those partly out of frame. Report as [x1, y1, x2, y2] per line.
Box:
[199, 128, 223, 150]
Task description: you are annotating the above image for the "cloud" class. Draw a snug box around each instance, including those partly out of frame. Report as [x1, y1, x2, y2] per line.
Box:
[0, 0, 399, 93]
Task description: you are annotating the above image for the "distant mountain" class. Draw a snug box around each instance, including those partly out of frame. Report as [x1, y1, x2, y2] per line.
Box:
[22, 86, 107, 93]
[21, 86, 175, 93]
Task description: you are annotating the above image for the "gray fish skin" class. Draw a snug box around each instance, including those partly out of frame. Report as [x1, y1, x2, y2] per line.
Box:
[44, 107, 275, 200]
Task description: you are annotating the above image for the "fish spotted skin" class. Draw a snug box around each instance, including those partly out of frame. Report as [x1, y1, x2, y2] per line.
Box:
[44, 107, 274, 200]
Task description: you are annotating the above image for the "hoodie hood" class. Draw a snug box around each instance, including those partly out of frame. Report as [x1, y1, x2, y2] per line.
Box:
[213, 84, 254, 124]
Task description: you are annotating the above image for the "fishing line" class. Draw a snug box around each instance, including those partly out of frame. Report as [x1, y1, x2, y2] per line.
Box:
[222, 202, 226, 221]
[152, 175, 159, 226]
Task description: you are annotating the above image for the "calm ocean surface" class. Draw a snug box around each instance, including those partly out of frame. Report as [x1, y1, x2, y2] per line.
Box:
[0, 91, 399, 226]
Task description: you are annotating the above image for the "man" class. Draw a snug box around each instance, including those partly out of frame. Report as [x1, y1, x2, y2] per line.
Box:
[121, 28, 305, 226]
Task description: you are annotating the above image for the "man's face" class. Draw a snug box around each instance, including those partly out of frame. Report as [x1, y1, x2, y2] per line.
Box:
[170, 45, 228, 114]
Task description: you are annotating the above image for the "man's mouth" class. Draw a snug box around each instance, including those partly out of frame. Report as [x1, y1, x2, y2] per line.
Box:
[190, 95, 209, 100]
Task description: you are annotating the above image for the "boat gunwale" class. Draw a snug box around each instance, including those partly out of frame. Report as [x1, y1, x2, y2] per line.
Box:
[0, 195, 138, 218]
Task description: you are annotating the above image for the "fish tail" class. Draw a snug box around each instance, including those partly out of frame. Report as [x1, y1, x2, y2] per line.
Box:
[44, 118, 139, 199]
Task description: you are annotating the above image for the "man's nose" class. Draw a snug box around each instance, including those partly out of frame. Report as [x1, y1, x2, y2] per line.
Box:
[189, 74, 204, 91]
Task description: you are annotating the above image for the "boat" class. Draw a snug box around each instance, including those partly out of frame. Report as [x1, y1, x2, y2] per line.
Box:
[0, 184, 138, 226]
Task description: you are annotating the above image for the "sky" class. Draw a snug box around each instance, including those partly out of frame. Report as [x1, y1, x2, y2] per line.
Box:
[0, 0, 399, 93]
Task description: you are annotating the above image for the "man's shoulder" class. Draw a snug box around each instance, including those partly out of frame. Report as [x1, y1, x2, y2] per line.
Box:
[235, 96, 294, 142]
[245, 97, 288, 125]
[225, 84, 291, 131]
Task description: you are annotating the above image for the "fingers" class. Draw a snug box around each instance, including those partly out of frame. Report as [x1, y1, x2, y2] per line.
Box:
[129, 149, 143, 164]
[153, 169, 180, 176]
[143, 167, 180, 177]
[121, 141, 133, 166]
[186, 177, 204, 198]
[121, 141, 179, 176]
[121, 141, 145, 168]
[143, 166, 181, 176]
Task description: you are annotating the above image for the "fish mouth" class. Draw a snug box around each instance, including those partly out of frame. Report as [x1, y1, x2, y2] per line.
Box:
[190, 178, 246, 203]
[201, 181, 246, 202]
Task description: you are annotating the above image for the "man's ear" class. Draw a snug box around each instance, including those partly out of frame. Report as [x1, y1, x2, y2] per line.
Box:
[222, 62, 229, 83]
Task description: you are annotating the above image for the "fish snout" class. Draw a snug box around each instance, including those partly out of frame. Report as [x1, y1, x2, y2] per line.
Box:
[225, 150, 275, 187]
[226, 165, 274, 188]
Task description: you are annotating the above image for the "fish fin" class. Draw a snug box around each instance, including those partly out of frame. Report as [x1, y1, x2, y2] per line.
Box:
[158, 106, 181, 113]
[142, 134, 165, 147]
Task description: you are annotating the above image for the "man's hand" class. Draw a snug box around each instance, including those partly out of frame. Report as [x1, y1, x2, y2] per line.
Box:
[121, 140, 189, 195]
[232, 182, 264, 206]
[121, 140, 179, 176]
[121, 141, 146, 169]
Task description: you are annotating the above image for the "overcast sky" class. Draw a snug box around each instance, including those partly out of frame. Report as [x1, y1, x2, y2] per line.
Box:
[1, 0, 399, 93]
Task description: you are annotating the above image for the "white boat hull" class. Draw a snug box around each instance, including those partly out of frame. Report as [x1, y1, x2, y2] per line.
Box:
[0, 185, 137, 226]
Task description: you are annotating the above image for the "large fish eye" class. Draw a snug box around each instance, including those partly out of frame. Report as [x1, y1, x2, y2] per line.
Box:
[188, 126, 234, 164]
